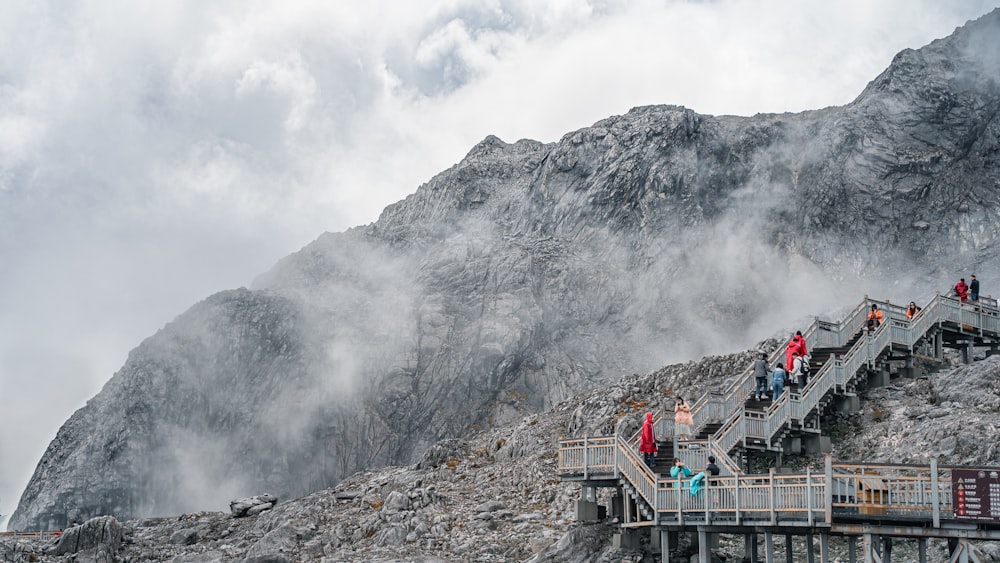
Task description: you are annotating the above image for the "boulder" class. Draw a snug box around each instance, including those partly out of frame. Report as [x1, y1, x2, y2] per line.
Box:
[46, 515, 122, 556]
[231, 494, 279, 518]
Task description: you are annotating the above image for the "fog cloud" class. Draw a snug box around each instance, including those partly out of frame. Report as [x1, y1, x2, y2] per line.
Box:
[1, 0, 996, 523]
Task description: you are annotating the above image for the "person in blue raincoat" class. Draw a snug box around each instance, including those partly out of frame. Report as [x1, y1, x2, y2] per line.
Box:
[669, 458, 691, 487]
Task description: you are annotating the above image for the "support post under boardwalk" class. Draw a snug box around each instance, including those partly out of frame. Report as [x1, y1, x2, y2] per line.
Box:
[806, 531, 815, 563]
[820, 533, 830, 563]
[660, 529, 671, 563]
[785, 534, 794, 563]
[765, 532, 775, 563]
[863, 532, 882, 563]
[918, 538, 927, 563]
[848, 536, 857, 563]
[699, 529, 709, 563]
[745, 533, 758, 563]
[881, 536, 892, 563]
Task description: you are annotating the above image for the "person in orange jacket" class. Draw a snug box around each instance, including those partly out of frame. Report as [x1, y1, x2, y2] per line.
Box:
[866, 303, 884, 331]
[906, 301, 921, 319]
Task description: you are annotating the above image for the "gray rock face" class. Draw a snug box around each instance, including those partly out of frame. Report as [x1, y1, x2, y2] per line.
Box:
[10, 9, 1000, 531]
[46, 515, 122, 558]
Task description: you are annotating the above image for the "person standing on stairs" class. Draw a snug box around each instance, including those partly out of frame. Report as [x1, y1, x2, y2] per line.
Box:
[753, 352, 770, 401]
[639, 412, 657, 469]
[791, 352, 808, 389]
[955, 278, 969, 303]
[867, 303, 883, 331]
[674, 397, 694, 440]
[785, 331, 808, 373]
[771, 362, 787, 400]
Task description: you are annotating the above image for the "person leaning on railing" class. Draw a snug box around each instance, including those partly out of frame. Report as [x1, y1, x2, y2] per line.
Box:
[670, 458, 691, 488]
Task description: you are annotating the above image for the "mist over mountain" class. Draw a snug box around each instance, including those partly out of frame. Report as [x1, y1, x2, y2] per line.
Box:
[10, 9, 1000, 531]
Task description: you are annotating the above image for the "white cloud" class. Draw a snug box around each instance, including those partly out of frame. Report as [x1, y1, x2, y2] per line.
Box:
[1, 0, 997, 523]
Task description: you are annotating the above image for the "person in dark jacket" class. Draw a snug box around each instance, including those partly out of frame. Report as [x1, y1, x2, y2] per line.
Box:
[753, 352, 769, 401]
[706, 455, 721, 476]
[970, 275, 980, 302]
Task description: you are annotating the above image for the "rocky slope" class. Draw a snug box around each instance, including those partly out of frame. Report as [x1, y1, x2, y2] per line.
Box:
[10, 9, 1000, 531]
[3, 346, 999, 562]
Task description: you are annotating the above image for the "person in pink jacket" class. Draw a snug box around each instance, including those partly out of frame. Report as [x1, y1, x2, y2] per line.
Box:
[674, 397, 694, 440]
[785, 331, 808, 371]
[639, 412, 657, 468]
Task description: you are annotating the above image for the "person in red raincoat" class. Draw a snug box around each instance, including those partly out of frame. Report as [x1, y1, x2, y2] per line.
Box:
[955, 278, 969, 302]
[639, 412, 657, 468]
[785, 331, 808, 372]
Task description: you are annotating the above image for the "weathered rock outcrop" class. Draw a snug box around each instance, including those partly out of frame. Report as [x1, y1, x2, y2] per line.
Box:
[10, 9, 1000, 531]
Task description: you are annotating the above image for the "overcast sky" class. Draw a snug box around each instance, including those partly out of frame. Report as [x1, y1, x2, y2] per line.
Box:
[1, 0, 996, 524]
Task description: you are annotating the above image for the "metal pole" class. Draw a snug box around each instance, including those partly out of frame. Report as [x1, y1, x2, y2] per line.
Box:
[583, 435, 589, 481]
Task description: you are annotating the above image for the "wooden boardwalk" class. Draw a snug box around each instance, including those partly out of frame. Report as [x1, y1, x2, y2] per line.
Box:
[558, 294, 1000, 562]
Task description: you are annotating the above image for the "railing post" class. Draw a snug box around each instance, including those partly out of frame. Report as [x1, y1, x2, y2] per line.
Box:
[824, 454, 833, 525]
[677, 474, 684, 525]
[807, 467, 814, 526]
[931, 458, 940, 528]
[735, 473, 741, 526]
[769, 468, 776, 525]
[614, 426, 620, 479]
[583, 435, 589, 481]
[705, 480, 711, 525]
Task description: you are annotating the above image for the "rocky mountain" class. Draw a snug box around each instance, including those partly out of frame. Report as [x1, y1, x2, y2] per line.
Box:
[10, 9, 1000, 532]
[3, 348, 999, 562]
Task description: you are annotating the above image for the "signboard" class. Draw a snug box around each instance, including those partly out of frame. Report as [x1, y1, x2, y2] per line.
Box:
[952, 468, 1000, 521]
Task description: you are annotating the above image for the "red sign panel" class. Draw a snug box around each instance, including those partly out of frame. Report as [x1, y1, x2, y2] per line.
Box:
[952, 468, 1000, 521]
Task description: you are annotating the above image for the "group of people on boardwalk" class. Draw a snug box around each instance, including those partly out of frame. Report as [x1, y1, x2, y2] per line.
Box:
[752, 331, 810, 401]
[638, 397, 695, 469]
[639, 408, 719, 492]
[954, 274, 980, 303]
[637, 280, 990, 476]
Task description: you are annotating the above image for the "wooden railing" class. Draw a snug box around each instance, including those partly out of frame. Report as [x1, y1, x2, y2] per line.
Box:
[558, 439, 993, 527]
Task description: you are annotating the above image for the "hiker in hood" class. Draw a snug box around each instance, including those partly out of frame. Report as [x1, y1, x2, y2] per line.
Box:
[639, 412, 657, 468]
